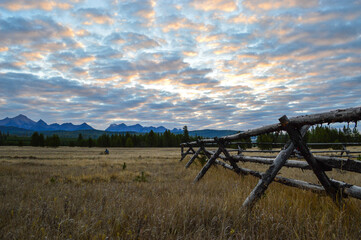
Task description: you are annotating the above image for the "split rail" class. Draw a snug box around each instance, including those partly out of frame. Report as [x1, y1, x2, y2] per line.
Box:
[180, 107, 361, 210]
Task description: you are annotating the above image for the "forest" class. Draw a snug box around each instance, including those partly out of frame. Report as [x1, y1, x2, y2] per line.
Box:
[0, 126, 195, 148]
[256, 125, 361, 149]
[0, 125, 360, 148]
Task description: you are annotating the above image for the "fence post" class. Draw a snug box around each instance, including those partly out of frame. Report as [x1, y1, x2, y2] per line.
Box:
[242, 125, 309, 210]
[180, 144, 195, 162]
[185, 140, 203, 168]
[193, 147, 222, 183]
[279, 115, 343, 204]
[215, 138, 242, 175]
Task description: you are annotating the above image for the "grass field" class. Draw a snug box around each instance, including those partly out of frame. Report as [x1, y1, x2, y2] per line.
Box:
[0, 146, 360, 239]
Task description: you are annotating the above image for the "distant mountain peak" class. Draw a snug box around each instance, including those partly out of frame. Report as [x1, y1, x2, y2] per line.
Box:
[0, 115, 94, 132]
[14, 114, 33, 121]
[0, 114, 181, 134]
[105, 122, 180, 133]
[36, 119, 47, 126]
[77, 122, 94, 130]
[0, 114, 35, 129]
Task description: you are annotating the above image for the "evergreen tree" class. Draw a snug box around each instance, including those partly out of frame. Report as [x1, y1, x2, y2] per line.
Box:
[77, 133, 83, 146]
[39, 134, 45, 147]
[147, 130, 157, 147]
[257, 133, 274, 150]
[182, 126, 190, 143]
[97, 134, 110, 147]
[125, 137, 134, 147]
[45, 134, 60, 147]
[88, 137, 94, 147]
[31, 132, 40, 146]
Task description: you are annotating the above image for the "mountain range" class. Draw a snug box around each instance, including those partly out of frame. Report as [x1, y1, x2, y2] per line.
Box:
[106, 123, 182, 133]
[0, 114, 94, 132]
[0, 114, 182, 134]
[0, 114, 239, 138]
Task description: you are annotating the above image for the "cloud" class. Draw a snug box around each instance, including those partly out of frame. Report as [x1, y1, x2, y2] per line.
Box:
[104, 32, 160, 53]
[0, 61, 24, 71]
[0, 72, 152, 126]
[46, 50, 96, 77]
[89, 59, 136, 83]
[114, 0, 156, 27]
[76, 8, 114, 25]
[105, 33, 125, 45]
[161, 16, 213, 33]
[191, 0, 237, 12]
[243, 0, 319, 11]
[21, 52, 45, 61]
[0, 16, 74, 46]
[90, 45, 123, 59]
[182, 51, 197, 57]
[0, 0, 360, 131]
[0, 0, 74, 11]
[228, 13, 258, 24]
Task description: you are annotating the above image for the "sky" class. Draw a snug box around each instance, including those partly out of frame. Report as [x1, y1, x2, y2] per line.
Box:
[0, 0, 360, 131]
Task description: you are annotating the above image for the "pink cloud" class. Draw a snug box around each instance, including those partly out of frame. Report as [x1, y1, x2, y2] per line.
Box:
[191, 0, 237, 12]
[243, 0, 318, 11]
[0, 0, 74, 11]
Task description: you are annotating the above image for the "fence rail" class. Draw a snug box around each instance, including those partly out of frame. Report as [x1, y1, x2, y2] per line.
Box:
[180, 106, 361, 210]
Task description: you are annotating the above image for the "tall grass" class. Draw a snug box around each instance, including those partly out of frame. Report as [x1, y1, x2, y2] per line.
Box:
[0, 146, 360, 239]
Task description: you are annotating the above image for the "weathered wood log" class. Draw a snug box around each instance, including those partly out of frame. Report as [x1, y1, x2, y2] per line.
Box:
[218, 162, 325, 193]
[234, 142, 361, 147]
[311, 150, 350, 153]
[185, 147, 202, 168]
[181, 106, 361, 146]
[274, 175, 325, 193]
[308, 142, 361, 146]
[284, 107, 361, 127]
[228, 149, 282, 153]
[331, 179, 361, 200]
[233, 155, 361, 173]
[214, 160, 361, 199]
[215, 137, 242, 175]
[180, 147, 191, 161]
[237, 145, 243, 155]
[233, 155, 311, 169]
[214, 159, 233, 170]
[242, 125, 309, 210]
[314, 155, 361, 173]
[180, 145, 195, 161]
[193, 148, 222, 183]
[230, 106, 361, 141]
[280, 115, 341, 203]
[195, 147, 361, 173]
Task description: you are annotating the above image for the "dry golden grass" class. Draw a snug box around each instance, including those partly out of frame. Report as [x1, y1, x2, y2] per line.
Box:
[0, 146, 360, 239]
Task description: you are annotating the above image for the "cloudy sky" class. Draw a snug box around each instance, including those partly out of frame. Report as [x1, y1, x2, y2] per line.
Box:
[0, 0, 360, 131]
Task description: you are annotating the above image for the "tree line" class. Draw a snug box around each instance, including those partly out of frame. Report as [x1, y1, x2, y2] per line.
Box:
[256, 125, 361, 150]
[1, 125, 360, 148]
[75, 128, 193, 148]
[0, 126, 194, 148]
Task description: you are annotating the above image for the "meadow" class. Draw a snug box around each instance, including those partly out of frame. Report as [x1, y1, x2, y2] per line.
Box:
[0, 146, 360, 239]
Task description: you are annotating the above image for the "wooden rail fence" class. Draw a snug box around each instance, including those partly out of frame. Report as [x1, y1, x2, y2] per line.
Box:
[180, 107, 361, 210]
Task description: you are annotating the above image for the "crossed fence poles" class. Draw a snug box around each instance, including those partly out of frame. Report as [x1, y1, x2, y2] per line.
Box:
[180, 107, 361, 210]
